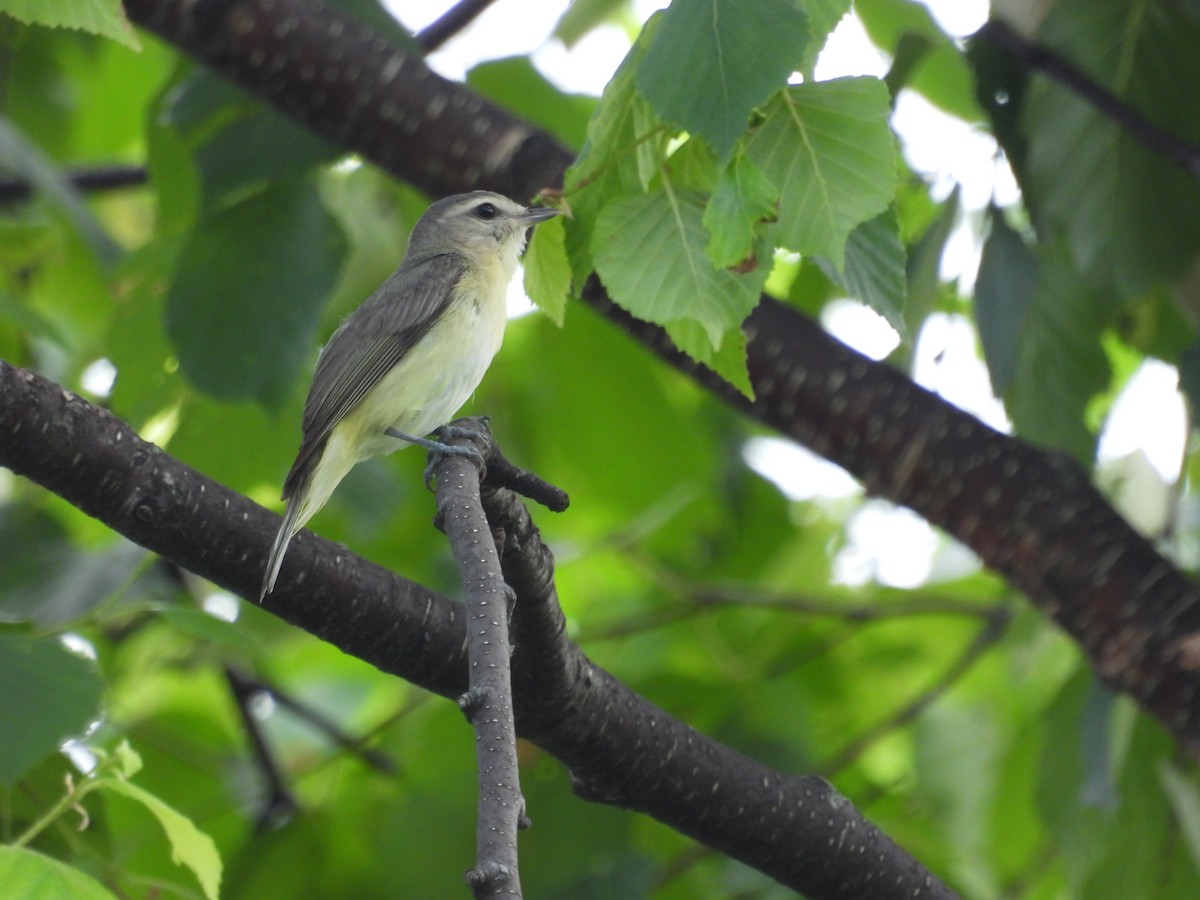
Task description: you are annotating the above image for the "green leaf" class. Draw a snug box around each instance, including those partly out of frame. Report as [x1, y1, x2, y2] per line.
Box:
[703, 153, 778, 269]
[0, 632, 104, 785]
[666, 137, 719, 192]
[113, 739, 144, 778]
[523, 214, 572, 325]
[563, 20, 667, 283]
[0, 506, 148, 627]
[976, 206, 1038, 396]
[572, 25, 664, 193]
[0, 0, 139, 49]
[665, 317, 753, 397]
[0, 847, 117, 900]
[745, 77, 896, 268]
[159, 71, 343, 213]
[635, 0, 808, 161]
[592, 187, 766, 350]
[903, 184, 958, 341]
[815, 208, 907, 338]
[166, 180, 348, 408]
[1023, 0, 1200, 297]
[554, 0, 627, 47]
[1006, 240, 1115, 463]
[1179, 336, 1200, 416]
[101, 778, 222, 900]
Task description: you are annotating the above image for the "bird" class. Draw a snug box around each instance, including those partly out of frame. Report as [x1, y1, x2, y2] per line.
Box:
[259, 190, 560, 600]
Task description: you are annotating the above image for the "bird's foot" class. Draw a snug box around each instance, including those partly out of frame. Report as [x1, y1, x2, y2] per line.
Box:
[386, 427, 486, 488]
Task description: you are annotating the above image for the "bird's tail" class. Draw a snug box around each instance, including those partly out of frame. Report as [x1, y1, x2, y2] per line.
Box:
[260, 499, 303, 602]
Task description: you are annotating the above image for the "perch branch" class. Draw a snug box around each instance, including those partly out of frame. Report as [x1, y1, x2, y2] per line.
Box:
[428, 419, 525, 899]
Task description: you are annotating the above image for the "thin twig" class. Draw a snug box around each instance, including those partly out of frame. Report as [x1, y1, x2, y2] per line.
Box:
[486, 452, 569, 512]
[429, 418, 524, 898]
[584, 550, 1002, 641]
[416, 0, 502, 53]
[818, 608, 1013, 776]
[977, 19, 1200, 183]
[584, 591, 1005, 641]
[224, 665, 299, 831]
[0, 164, 147, 202]
[226, 665, 396, 773]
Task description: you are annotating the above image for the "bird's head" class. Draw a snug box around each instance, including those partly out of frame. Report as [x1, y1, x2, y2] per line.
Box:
[407, 191, 560, 261]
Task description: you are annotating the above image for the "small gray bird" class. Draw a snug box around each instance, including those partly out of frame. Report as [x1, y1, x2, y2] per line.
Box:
[260, 191, 560, 600]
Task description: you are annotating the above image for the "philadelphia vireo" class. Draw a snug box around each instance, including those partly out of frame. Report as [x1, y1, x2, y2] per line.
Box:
[260, 191, 560, 600]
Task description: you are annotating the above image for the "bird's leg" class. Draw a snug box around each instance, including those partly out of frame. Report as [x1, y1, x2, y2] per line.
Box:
[385, 427, 486, 487]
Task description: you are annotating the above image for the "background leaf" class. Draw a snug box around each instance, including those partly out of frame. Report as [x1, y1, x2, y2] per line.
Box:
[1006, 240, 1115, 462]
[976, 206, 1038, 396]
[815, 208, 908, 338]
[0, 633, 104, 785]
[165, 180, 348, 408]
[99, 778, 222, 900]
[1022, 0, 1200, 298]
[0, 847, 117, 900]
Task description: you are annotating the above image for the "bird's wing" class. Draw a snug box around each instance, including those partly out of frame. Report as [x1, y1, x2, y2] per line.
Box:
[282, 252, 466, 499]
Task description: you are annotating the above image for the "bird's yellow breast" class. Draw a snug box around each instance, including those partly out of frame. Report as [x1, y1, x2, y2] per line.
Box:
[294, 254, 512, 526]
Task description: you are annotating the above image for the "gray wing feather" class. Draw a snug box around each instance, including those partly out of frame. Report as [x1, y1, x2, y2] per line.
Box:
[282, 252, 466, 499]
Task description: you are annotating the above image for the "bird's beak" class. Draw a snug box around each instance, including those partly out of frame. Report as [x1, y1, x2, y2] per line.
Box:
[517, 206, 562, 224]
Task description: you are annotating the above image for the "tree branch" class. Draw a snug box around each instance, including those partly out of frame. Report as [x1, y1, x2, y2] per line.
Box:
[0, 360, 956, 898]
[416, 0, 502, 53]
[123, 0, 568, 202]
[429, 420, 524, 898]
[224, 665, 300, 831]
[0, 164, 147, 201]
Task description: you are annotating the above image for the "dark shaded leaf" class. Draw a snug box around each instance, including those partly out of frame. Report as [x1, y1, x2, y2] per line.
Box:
[166, 180, 347, 408]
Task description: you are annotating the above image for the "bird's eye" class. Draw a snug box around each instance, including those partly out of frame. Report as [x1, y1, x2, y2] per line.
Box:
[474, 202, 497, 220]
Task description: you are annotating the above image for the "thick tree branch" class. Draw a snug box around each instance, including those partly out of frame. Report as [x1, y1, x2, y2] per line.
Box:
[117, 0, 1200, 760]
[123, 0, 568, 202]
[0, 360, 955, 898]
